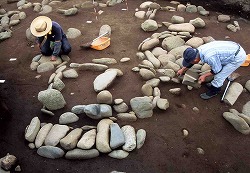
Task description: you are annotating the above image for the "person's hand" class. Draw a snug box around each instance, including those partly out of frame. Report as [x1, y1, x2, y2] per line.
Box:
[198, 75, 206, 84]
[50, 55, 57, 61]
[177, 68, 185, 76]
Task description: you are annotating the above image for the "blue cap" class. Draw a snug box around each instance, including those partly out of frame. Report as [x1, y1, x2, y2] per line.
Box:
[182, 48, 199, 67]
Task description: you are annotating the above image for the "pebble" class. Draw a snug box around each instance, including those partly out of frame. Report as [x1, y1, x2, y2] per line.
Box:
[182, 129, 189, 137]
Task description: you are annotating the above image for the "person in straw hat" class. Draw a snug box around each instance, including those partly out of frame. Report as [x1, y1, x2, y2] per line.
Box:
[30, 16, 71, 61]
[177, 40, 246, 100]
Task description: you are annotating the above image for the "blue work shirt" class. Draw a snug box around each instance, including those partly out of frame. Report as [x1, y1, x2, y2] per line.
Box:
[197, 41, 240, 74]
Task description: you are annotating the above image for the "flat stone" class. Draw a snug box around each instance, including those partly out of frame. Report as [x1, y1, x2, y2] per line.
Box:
[37, 146, 64, 159]
[65, 149, 99, 159]
[25, 117, 40, 142]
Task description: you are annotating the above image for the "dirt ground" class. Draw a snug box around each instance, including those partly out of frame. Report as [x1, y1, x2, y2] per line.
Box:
[0, 0, 250, 172]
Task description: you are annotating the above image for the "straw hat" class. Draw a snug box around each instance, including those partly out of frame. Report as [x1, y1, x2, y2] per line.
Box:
[30, 16, 52, 37]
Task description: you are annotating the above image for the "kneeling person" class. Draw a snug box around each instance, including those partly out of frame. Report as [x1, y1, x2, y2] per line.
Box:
[30, 16, 71, 61]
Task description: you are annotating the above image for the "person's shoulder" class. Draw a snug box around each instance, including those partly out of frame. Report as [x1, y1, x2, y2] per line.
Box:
[52, 21, 61, 27]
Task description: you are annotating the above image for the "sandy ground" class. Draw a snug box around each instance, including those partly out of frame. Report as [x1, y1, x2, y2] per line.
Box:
[0, 0, 250, 172]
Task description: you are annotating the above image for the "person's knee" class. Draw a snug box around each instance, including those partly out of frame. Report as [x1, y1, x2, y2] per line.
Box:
[63, 45, 71, 55]
[41, 46, 52, 56]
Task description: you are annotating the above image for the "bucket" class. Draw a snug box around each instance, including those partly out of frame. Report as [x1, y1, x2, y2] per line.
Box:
[91, 37, 110, 50]
[241, 54, 250, 67]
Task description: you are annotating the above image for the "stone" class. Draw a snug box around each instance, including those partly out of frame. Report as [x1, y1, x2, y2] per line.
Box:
[186, 37, 204, 48]
[65, 149, 99, 159]
[145, 50, 161, 68]
[113, 102, 128, 113]
[110, 123, 125, 149]
[130, 96, 153, 118]
[45, 124, 70, 146]
[171, 15, 184, 24]
[135, 11, 145, 19]
[37, 146, 64, 159]
[38, 89, 66, 110]
[99, 24, 112, 37]
[59, 112, 79, 124]
[223, 82, 243, 106]
[25, 117, 40, 142]
[60, 128, 83, 150]
[96, 119, 113, 153]
[97, 90, 113, 104]
[242, 101, 250, 116]
[168, 23, 195, 33]
[116, 112, 137, 122]
[141, 38, 160, 51]
[245, 80, 250, 92]
[92, 58, 117, 65]
[162, 36, 185, 51]
[37, 62, 54, 73]
[1, 154, 17, 171]
[108, 150, 129, 159]
[77, 129, 96, 149]
[218, 14, 230, 22]
[183, 129, 189, 137]
[52, 78, 65, 91]
[136, 129, 146, 149]
[223, 112, 250, 135]
[156, 98, 170, 110]
[139, 68, 155, 80]
[169, 88, 181, 95]
[62, 69, 78, 78]
[71, 105, 86, 114]
[35, 123, 53, 148]
[93, 70, 117, 92]
[141, 84, 153, 96]
[189, 17, 206, 28]
[141, 19, 158, 32]
[121, 125, 136, 152]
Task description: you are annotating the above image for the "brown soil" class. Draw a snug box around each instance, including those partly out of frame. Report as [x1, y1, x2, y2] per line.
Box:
[1, 0, 250, 173]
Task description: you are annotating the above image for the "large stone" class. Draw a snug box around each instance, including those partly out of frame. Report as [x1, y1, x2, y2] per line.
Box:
[121, 125, 136, 152]
[110, 123, 125, 149]
[38, 89, 66, 110]
[223, 112, 250, 135]
[45, 124, 70, 146]
[141, 19, 158, 32]
[77, 129, 96, 149]
[35, 123, 53, 148]
[25, 117, 40, 142]
[162, 36, 185, 51]
[242, 101, 250, 116]
[130, 96, 153, 118]
[37, 146, 65, 159]
[60, 128, 83, 150]
[144, 50, 161, 68]
[59, 112, 79, 124]
[65, 149, 99, 159]
[168, 23, 195, 33]
[139, 68, 155, 80]
[93, 70, 117, 92]
[141, 38, 160, 51]
[223, 82, 243, 106]
[96, 119, 113, 153]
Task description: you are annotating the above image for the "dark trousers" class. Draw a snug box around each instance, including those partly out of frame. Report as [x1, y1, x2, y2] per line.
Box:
[41, 35, 71, 56]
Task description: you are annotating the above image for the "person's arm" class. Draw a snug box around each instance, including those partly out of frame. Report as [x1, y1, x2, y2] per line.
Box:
[36, 36, 44, 49]
[198, 71, 213, 84]
[51, 41, 62, 57]
[177, 67, 188, 76]
[51, 22, 63, 59]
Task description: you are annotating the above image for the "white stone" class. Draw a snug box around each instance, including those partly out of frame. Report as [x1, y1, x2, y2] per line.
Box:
[25, 117, 40, 142]
[77, 129, 96, 149]
[121, 125, 136, 152]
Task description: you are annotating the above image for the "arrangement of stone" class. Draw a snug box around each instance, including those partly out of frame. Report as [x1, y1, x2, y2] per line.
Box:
[24, 116, 146, 160]
[222, 101, 250, 134]
[130, 1, 244, 106]
[17, 0, 250, 165]
[1, 0, 125, 42]
[0, 153, 21, 172]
